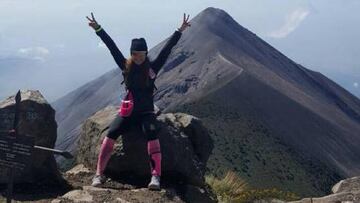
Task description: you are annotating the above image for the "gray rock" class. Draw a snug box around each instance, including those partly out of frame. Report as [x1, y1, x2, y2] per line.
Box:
[52, 180, 185, 203]
[289, 191, 360, 203]
[0, 90, 61, 184]
[61, 189, 93, 202]
[159, 112, 213, 164]
[254, 200, 286, 203]
[62, 164, 216, 203]
[290, 176, 360, 203]
[65, 164, 91, 176]
[332, 176, 360, 194]
[76, 106, 213, 187]
[182, 184, 217, 203]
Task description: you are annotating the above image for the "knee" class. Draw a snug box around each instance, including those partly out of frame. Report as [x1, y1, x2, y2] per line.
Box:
[101, 136, 116, 148]
[142, 122, 160, 141]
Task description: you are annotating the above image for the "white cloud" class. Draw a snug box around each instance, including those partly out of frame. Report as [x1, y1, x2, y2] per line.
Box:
[354, 82, 359, 88]
[268, 7, 310, 39]
[17, 46, 50, 61]
[18, 46, 49, 55]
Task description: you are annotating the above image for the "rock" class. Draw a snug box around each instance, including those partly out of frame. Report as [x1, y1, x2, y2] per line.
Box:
[160, 113, 213, 164]
[289, 191, 360, 203]
[332, 176, 360, 194]
[66, 164, 91, 176]
[253, 200, 286, 203]
[53, 182, 185, 203]
[182, 184, 217, 203]
[76, 106, 214, 187]
[53, 164, 187, 203]
[116, 197, 131, 203]
[82, 185, 117, 193]
[61, 189, 93, 202]
[290, 176, 360, 203]
[0, 90, 61, 184]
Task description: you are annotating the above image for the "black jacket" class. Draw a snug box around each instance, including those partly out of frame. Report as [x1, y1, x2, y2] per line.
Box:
[96, 27, 182, 114]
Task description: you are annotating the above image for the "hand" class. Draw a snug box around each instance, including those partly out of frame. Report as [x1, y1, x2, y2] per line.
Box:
[178, 13, 191, 32]
[86, 12, 100, 30]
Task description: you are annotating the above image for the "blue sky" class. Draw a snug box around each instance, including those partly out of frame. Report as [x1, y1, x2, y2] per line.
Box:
[0, 0, 359, 101]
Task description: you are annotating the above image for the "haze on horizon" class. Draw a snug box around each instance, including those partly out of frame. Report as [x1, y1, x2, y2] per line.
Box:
[0, 0, 359, 101]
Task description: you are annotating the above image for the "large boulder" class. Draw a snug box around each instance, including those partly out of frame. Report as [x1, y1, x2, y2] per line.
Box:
[332, 176, 360, 194]
[290, 176, 360, 203]
[76, 106, 214, 187]
[0, 90, 61, 184]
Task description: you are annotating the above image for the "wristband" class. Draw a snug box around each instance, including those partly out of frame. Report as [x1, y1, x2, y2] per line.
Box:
[95, 26, 103, 32]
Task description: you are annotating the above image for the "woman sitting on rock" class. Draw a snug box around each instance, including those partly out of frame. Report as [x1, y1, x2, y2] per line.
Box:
[86, 12, 191, 190]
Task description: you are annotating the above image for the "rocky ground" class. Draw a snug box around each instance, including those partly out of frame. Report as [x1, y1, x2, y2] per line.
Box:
[288, 176, 360, 203]
[0, 164, 215, 203]
[0, 91, 216, 202]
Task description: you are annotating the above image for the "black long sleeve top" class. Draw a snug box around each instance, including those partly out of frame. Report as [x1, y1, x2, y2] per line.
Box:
[95, 27, 182, 114]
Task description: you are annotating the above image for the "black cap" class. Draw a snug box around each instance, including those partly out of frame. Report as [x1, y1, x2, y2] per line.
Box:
[130, 38, 148, 52]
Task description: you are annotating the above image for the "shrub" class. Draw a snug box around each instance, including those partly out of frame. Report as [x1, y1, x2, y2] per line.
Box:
[206, 171, 248, 202]
[206, 171, 300, 203]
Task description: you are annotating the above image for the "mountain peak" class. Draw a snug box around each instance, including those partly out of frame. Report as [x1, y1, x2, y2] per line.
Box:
[194, 7, 238, 26]
[188, 7, 249, 44]
[202, 7, 230, 17]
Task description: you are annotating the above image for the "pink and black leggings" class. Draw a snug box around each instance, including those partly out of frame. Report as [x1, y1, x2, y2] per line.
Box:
[96, 113, 162, 176]
[107, 113, 160, 141]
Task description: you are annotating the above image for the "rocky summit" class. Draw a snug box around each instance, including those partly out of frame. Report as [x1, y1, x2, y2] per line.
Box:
[0, 91, 217, 202]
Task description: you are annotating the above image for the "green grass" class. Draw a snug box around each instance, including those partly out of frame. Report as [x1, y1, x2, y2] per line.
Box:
[206, 171, 249, 201]
[206, 171, 300, 203]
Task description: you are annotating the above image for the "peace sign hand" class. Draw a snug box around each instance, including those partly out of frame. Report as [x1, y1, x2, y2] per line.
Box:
[86, 12, 100, 30]
[178, 13, 191, 32]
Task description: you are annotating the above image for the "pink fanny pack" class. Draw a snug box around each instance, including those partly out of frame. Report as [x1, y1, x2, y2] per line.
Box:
[119, 90, 134, 117]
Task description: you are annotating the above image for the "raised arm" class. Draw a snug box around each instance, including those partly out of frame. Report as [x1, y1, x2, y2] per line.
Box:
[87, 13, 126, 70]
[151, 31, 182, 74]
[151, 13, 191, 74]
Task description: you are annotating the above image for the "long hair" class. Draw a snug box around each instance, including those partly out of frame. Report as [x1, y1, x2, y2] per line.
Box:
[123, 57, 150, 88]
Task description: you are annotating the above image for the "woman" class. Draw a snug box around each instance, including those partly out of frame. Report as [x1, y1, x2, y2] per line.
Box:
[86, 12, 190, 190]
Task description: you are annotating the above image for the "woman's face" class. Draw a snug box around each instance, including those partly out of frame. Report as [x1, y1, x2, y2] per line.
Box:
[131, 51, 147, 65]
